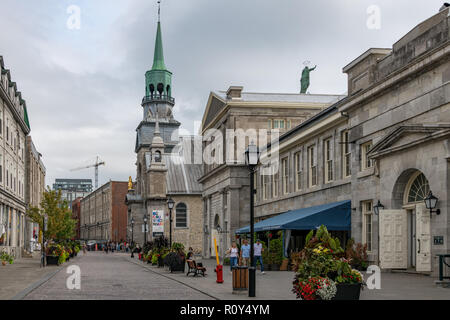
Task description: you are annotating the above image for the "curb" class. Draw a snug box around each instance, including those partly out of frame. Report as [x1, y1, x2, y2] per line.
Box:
[125, 256, 220, 300]
[10, 258, 79, 300]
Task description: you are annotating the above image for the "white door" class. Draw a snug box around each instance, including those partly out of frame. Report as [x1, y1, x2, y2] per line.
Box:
[415, 203, 431, 272]
[379, 209, 407, 269]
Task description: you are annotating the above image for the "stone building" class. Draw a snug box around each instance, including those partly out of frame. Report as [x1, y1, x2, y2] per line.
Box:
[80, 181, 128, 242]
[199, 86, 344, 259]
[71, 197, 82, 240]
[126, 17, 203, 253]
[24, 136, 45, 250]
[0, 56, 31, 258]
[239, 6, 450, 275]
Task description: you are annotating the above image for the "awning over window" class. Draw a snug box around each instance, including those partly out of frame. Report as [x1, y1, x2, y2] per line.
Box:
[236, 200, 351, 234]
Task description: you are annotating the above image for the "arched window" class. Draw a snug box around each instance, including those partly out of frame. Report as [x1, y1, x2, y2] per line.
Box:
[176, 203, 187, 228]
[149, 84, 155, 96]
[406, 172, 430, 203]
[157, 83, 164, 95]
[155, 151, 161, 163]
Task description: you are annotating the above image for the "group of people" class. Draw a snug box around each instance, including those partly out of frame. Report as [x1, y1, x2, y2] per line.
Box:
[226, 239, 265, 274]
[103, 241, 130, 253]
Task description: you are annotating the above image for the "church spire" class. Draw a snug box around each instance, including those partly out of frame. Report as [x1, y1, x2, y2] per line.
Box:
[152, 1, 166, 71]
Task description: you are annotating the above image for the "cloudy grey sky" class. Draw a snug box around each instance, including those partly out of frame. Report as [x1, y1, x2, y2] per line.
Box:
[0, 0, 445, 188]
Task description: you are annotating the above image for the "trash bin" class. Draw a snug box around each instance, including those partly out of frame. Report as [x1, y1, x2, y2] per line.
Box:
[232, 266, 248, 293]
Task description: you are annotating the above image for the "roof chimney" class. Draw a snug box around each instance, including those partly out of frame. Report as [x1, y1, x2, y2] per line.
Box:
[226, 86, 243, 100]
[439, 3, 450, 11]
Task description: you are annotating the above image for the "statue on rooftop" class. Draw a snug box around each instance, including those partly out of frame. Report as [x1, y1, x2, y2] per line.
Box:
[300, 63, 316, 94]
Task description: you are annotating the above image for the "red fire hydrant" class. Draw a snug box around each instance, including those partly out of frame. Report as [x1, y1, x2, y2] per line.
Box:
[216, 264, 224, 283]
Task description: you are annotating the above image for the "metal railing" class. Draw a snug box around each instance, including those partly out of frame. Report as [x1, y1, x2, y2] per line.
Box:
[437, 254, 450, 281]
[142, 94, 175, 104]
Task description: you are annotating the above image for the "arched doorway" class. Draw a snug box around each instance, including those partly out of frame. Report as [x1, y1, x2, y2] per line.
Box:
[381, 169, 431, 272]
[402, 171, 431, 271]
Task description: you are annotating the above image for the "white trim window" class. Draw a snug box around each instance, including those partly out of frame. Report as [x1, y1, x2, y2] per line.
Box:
[308, 145, 317, 187]
[360, 141, 373, 170]
[362, 201, 373, 252]
[294, 151, 302, 191]
[272, 165, 279, 198]
[341, 130, 351, 178]
[324, 137, 333, 183]
[281, 157, 289, 195]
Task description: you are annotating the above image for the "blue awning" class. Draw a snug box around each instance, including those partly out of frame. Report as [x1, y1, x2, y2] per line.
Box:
[236, 200, 351, 234]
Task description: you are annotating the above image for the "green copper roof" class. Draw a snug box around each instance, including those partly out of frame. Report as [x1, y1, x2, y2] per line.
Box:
[151, 22, 166, 71]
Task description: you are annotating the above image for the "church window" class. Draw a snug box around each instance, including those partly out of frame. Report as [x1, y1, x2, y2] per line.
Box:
[176, 203, 187, 228]
[157, 83, 164, 95]
[155, 151, 161, 163]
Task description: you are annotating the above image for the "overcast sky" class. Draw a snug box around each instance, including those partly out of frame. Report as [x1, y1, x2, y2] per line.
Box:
[0, 0, 445, 188]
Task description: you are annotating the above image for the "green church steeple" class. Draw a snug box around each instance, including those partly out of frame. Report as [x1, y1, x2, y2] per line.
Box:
[144, 10, 173, 101]
[151, 22, 166, 71]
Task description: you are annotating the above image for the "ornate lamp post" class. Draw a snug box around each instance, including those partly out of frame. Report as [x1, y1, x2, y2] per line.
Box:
[143, 213, 148, 245]
[41, 215, 48, 268]
[373, 200, 384, 266]
[424, 190, 440, 218]
[130, 217, 135, 258]
[245, 141, 259, 298]
[167, 198, 175, 248]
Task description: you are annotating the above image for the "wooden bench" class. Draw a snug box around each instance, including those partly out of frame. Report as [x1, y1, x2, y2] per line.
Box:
[186, 259, 206, 277]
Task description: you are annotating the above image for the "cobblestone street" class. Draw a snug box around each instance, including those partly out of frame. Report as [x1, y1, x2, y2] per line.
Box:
[21, 252, 213, 300]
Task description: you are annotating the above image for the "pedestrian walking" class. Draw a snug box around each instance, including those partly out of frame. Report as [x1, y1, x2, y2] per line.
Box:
[226, 242, 239, 273]
[83, 243, 87, 254]
[240, 239, 251, 266]
[254, 239, 265, 274]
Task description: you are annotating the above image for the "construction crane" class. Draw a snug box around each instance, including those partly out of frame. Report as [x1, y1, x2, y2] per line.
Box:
[70, 156, 106, 189]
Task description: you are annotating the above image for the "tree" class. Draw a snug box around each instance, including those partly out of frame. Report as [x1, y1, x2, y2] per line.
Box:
[27, 187, 76, 241]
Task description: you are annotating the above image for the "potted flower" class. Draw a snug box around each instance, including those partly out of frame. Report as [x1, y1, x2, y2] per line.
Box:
[292, 225, 364, 300]
[1, 252, 14, 266]
[268, 238, 283, 271]
[151, 254, 158, 265]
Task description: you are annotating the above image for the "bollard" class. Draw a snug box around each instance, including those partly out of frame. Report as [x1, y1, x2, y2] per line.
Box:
[216, 264, 224, 283]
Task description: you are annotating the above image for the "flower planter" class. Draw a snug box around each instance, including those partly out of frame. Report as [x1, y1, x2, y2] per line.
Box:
[332, 283, 362, 300]
[2, 261, 6, 266]
[46, 255, 60, 266]
[158, 256, 165, 267]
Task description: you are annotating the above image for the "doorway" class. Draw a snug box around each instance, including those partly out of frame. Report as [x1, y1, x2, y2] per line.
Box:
[407, 209, 416, 269]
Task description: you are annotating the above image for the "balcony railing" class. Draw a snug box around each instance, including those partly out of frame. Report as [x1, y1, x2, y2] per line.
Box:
[142, 94, 175, 105]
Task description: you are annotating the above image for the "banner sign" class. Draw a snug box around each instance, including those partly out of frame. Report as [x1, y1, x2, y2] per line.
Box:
[152, 210, 164, 234]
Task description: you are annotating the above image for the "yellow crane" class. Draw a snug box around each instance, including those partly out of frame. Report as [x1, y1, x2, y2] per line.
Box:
[70, 156, 105, 189]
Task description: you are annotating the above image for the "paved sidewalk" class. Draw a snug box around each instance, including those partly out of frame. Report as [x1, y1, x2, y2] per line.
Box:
[125, 253, 450, 300]
[125, 254, 296, 300]
[0, 252, 64, 300]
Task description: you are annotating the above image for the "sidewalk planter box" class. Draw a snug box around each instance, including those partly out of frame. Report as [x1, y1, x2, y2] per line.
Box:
[332, 284, 362, 300]
[232, 266, 249, 293]
[264, 264, 271, 271]
[46, 256, 59, 266]
[169, 261, 185, 273]
[158, 256, 164, 267]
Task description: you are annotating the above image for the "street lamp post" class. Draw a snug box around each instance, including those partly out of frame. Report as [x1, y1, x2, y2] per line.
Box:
[130, 217, 135, 258]
[143, 213, 148, 245]
[424, 190, 440, 218]
[373, 200, 385, 267]
[167, 198, 175, 248]
[245, 141, 259, 298]
[41, 215, 48, 268]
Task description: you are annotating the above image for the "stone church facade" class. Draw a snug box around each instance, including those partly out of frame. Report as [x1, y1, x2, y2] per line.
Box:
[126, 18, 203, 253]
[199, 86, 344, 259]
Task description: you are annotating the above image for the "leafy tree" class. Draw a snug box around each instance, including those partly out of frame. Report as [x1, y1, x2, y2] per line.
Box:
[27, 187, 76, 241]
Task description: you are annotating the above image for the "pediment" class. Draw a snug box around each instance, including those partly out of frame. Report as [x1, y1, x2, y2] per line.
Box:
[201, 92, 226, 132]
[368, 124, 450, 159]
